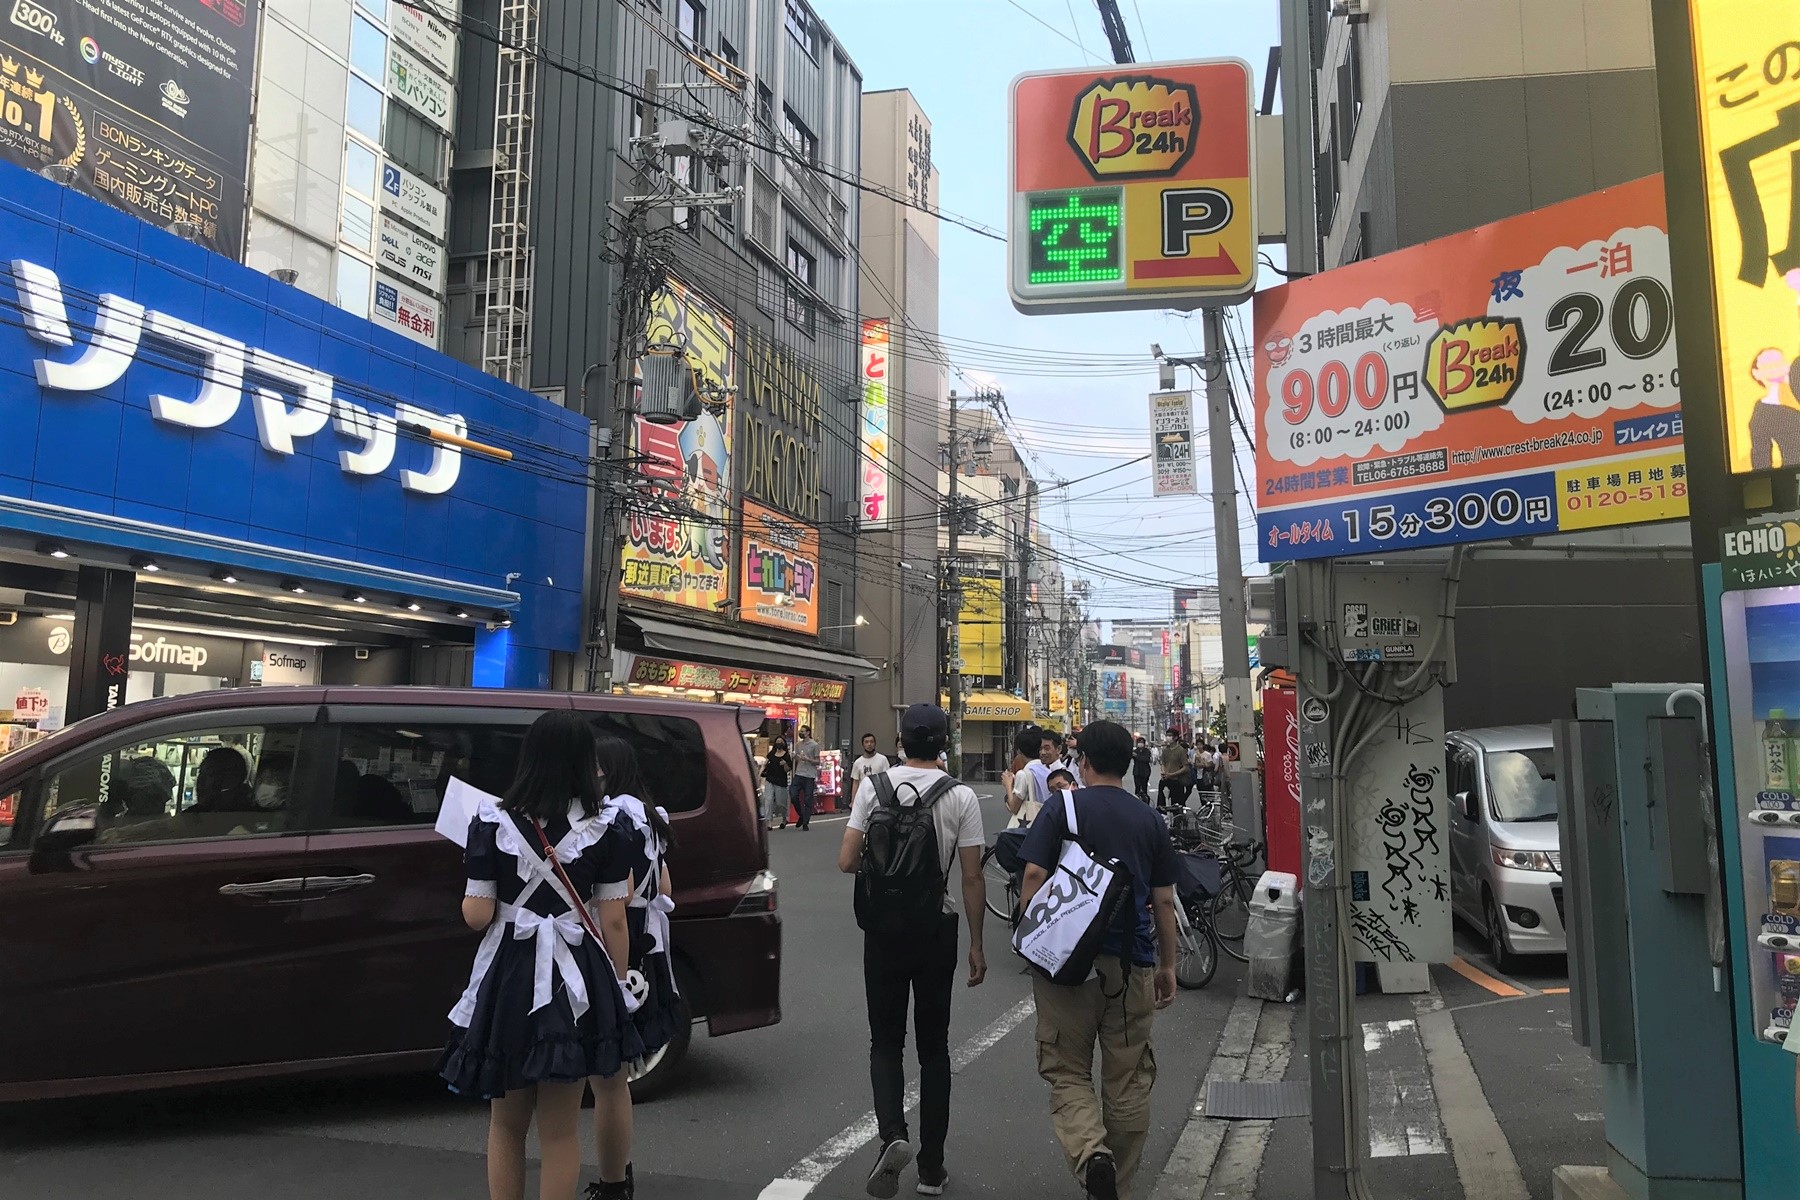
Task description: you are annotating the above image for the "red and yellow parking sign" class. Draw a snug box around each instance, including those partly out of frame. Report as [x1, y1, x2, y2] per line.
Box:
[1009, 59, 1256, 313]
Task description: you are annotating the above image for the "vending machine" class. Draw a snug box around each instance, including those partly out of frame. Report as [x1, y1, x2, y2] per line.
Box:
[1707, 525, 1800, 1194]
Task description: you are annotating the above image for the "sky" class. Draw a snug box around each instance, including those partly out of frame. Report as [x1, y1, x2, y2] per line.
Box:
[814, 0, 1280, 624]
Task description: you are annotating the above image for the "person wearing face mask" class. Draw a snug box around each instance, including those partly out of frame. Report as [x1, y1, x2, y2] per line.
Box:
[251, 751, 296, 812]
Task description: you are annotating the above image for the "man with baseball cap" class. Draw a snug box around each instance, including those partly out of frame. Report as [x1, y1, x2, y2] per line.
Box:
[838, 703, 988, 1196]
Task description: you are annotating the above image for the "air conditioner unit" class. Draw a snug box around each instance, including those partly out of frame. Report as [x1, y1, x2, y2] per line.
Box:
[1332, 0, 1371, 17]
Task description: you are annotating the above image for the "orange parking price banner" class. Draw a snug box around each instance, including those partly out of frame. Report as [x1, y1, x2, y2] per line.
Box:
[1254, 175, 1687, 561]
[1009, 59, 1256, 313]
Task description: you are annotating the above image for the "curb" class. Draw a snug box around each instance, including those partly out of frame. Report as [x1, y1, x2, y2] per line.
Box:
[1150, 993, 1266, 1200]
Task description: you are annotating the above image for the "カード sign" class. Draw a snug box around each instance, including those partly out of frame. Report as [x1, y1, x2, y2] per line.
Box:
[1688, 4, 1800, 474]
[1150, 389, 1197, 495]
[1254, 175, 1686, 561]
[1009, 59, 1256, 313]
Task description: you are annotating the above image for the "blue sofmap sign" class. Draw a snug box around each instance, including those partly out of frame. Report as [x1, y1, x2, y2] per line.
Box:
[0, 162, 587, 683]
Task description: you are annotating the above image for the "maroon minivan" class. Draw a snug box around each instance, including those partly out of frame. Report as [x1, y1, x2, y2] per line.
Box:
[0, 687, 779, 1101]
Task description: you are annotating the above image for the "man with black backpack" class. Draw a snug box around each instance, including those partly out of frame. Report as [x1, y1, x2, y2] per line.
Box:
[837, 703, 988, 1198]
[1017, 720, 1178, 1200]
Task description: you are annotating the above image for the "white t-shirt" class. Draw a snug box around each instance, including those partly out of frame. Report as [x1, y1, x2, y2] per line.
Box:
[848, 752, 890, 787]
[849, 764, 986, 914]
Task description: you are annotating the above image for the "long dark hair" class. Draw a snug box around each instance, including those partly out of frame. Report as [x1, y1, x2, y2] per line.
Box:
[593, 733, 675, 849]
[504, 710, 602, 822]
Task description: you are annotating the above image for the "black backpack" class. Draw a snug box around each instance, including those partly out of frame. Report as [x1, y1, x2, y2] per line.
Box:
[854, 773, 959, 936]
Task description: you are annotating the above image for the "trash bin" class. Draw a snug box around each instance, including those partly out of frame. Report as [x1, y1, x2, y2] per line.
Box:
[1245, 870, 1302, 1001]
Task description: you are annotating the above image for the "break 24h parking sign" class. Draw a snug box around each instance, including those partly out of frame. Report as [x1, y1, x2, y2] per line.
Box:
[1008, 59, 1257, 314]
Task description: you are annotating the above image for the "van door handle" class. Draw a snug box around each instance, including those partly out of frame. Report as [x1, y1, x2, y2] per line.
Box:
[219, 877, 309, 898]
[304, 873, 376, 893]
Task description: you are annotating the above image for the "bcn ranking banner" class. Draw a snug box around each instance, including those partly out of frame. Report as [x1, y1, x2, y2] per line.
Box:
[0, 0, 260, 255]
[1254, 175, 1686, 561]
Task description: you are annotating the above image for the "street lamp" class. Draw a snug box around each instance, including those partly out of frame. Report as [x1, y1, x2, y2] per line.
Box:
[819, 615, 867, 632]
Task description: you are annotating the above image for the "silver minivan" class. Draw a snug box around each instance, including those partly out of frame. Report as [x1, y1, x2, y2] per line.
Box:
[1445, 726, 1564, 970]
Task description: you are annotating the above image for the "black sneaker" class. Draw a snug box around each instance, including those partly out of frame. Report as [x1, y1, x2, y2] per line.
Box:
[1084, 1152, 1117, 1200]
[865, 1138, 913, 1198]
[916, 1164, 948, 1195]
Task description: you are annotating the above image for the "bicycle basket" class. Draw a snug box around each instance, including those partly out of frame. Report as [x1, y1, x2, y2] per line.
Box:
[993, 827, 1030, 875]
[1175, 850, 1222, 904]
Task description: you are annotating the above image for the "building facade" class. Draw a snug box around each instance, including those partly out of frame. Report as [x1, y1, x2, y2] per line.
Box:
[852, 88, 941, 740]
[0, 0, 583, 714]
[447, 0, 870, 739]
[1306, 0, 1700, 728]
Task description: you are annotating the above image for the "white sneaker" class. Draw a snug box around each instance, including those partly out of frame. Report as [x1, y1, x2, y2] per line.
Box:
[865, 1138, 913, 1198]
[915, 1166, 948, 1195]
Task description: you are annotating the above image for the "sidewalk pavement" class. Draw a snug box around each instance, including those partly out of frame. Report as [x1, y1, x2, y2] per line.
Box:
[1154, 959, 1604, 1200]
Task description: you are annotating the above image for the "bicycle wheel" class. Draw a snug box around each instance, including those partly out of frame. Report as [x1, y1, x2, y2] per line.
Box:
[1175, 899, 1217, 988]
[981, 844, 1019, 922]
[1212, 866, 1255, 944]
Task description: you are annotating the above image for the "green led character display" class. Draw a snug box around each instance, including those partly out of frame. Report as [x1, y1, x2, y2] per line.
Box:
[1027, 189, 1123, 286]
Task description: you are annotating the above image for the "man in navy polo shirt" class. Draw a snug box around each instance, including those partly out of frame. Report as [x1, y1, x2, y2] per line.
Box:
[1018, 719, 1178, 1200]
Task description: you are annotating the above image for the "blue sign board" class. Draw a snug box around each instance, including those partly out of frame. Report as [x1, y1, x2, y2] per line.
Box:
[0, 162, 588, 686]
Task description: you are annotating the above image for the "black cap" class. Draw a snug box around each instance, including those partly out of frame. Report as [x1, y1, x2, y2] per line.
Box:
[900, 703, 948, 738]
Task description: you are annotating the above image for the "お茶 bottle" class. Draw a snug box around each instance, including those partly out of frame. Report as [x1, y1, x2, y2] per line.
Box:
[1765, 709, 1793, 791]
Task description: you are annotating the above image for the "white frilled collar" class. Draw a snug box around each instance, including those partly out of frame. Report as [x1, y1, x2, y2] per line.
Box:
[476, 794, 609, 884]
[596, 792, 664, 848]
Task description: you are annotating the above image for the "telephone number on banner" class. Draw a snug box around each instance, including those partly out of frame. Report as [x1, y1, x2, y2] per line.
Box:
[1258, 451, 1688, 558]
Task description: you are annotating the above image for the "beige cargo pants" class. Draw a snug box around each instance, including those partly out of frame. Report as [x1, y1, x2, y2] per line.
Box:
[1031, 958, 1159, 1199]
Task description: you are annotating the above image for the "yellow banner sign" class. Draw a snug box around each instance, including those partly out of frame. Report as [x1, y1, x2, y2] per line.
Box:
[1690, 5, 1800, 472]
[957, 575, 1003, 679]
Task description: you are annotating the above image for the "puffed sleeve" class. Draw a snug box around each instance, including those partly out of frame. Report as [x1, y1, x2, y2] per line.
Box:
[586, 822, 639, 903]
[464, 817, 500, 899]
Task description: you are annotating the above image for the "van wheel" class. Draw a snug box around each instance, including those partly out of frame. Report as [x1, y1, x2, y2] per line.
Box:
[1483, 891, 1519, 976]
[627, 977, 694, 1102]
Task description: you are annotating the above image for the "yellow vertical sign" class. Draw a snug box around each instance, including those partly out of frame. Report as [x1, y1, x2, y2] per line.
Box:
[957, 575, 1004, 678]
[1691, 4, 1800, 473]
[1049, 678, 1069, 712]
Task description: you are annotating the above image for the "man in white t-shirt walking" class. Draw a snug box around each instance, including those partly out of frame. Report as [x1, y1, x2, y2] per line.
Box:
[838, 704, 987, 1198]
[849, 732, 891, 791]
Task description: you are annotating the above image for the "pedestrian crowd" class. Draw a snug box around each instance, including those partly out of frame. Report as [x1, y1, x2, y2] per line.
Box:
[440, 705, 1188, 1200]
[839, 709, 1180, 1200]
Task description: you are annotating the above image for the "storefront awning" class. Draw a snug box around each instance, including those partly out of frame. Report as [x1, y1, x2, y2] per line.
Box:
[628, 615, 880, 681]
[1037, 712, 1068, 731]
[957, 691, 1035, 722]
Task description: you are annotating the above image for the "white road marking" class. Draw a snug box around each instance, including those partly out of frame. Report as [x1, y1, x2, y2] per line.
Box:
[1412, 993, 1530, 1200]
[1362, 1018, 1448, 1158]
[756, 997, 1036, 1199]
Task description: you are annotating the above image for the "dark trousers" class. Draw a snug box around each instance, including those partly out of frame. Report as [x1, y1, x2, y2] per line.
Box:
[1132, 768, 1151, 801]
[1156, 774, 1189, 807]
[865, 913, 958, 1171]
[791, 775, 817, 827]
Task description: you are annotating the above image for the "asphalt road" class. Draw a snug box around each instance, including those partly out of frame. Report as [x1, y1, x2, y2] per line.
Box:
[0, 790, 1243, 1200]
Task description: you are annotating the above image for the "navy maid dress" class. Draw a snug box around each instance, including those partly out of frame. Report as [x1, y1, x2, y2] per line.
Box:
[438, 795, 643, 1098]
[599, 793, 684, 1059]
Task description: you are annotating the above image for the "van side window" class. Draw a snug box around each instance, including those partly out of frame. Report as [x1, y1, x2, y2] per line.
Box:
[41, 724, 303, 848]
[0, 786, 22, 848]
[1447, 747, 1477, 818]
[589, 713, 709, 815]
[328, 723, 527, 826]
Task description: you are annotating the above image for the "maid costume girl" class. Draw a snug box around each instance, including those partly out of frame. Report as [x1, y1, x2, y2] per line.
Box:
[597, 791, 683, 1058]
[439, 794, 644, 1098]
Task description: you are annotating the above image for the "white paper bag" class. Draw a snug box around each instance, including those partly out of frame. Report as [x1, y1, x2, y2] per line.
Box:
[434, 777, 498, 848]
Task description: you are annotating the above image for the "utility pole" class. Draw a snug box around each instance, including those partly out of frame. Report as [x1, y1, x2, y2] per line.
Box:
[1276, 1, 1358, 1197]
[946, 387, 963, 773]
[1157, 322, 1255, 755]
